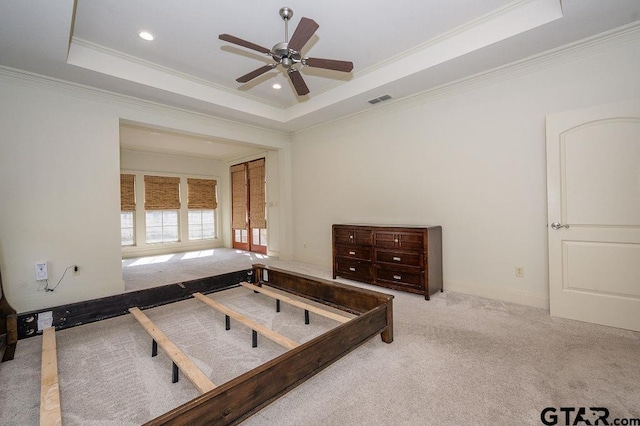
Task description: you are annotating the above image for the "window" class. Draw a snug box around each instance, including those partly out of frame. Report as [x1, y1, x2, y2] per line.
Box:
[145, 210, 179, 243]
[121, 212, 135, 246]
[144, 175, 181, 244]
[189, 210, 216, 240]
[235, 229, 248, 243]
[252, 228, 267, 246]
[120, 174, 136, 246]
[187, 178, 218, 241]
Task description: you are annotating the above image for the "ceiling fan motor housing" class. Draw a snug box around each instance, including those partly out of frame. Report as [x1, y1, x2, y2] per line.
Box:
[272, 42, 302, 69]
[272, 42, 290, 58]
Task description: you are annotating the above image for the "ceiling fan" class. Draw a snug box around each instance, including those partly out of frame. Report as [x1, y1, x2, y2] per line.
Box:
[219, 7, 354, 96]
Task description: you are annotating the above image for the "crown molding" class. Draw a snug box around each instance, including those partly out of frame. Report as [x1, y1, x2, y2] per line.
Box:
[294, 21, 640, 134]
[283, 0, 563, 124]
[358, 0, 556, 79]
[70, 37, 285, 110]
[0, 65, 290, 142]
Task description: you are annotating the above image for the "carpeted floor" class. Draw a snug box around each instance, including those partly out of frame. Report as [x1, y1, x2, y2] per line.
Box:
[122, 248, 272, 291]
[1, 250, 639, 425]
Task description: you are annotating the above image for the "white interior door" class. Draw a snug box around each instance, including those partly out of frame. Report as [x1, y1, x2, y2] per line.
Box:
[546, 98, 640, 331]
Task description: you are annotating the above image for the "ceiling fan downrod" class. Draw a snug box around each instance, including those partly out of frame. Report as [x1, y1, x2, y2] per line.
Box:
[274, 7, 299, 70]
[279, 7, 293, 42]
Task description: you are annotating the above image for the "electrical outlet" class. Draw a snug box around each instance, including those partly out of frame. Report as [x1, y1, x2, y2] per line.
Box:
[515, 266, 524, 278]
[37, 311, 53, 331]
[35, 262, 48, 281]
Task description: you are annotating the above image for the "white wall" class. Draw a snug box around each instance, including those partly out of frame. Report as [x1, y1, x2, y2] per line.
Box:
[0, 79, 123, 312]
[0, 69, 291, 312]
[290, 30, 640, 308]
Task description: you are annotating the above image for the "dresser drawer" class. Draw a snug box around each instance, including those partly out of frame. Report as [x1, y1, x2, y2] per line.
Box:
[336, 244, 372, 261]
[375, 268, 423, 289]
[336, 258, 373, 280]
[375, 249, 422, 267]
[374, 230, 424, 251]
[334, 227, 373, 246]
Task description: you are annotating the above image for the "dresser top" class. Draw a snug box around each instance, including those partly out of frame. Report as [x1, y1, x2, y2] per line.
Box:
[334, 224, 440, 229]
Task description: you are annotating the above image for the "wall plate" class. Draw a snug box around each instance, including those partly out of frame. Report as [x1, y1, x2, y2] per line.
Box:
[36, 262, 48, 281]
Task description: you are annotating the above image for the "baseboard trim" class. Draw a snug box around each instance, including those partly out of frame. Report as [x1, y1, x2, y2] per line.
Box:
[445, 280, 549, 310]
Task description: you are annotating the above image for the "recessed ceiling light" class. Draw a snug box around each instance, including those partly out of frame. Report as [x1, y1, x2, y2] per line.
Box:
[139, 31, 154, 41]
[272, 83, 282, 90]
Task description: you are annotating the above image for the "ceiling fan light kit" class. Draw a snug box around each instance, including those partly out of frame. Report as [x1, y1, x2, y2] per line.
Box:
[219, 7, 354, 96]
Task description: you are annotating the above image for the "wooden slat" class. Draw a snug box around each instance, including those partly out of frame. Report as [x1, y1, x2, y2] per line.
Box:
[240, 282, 352, 324]
[128, 307, 216, 394]
[40, 327, 62, 426]
[193, 292, 299, 350]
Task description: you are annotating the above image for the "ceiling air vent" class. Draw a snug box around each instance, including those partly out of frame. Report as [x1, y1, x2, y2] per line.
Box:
[368, 94, 393, 105]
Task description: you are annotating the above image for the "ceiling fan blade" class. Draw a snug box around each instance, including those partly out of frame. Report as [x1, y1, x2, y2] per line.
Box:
[304, 57, 354, 73]
[287, 17, 319, 52]
[219, 34, 271, 55]
[236, 64, 277, 83]
[288, 69, 310, 96]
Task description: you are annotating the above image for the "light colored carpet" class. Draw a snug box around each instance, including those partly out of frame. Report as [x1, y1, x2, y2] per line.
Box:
[1, 251, 639, 425]
[123, 248, 279, 292]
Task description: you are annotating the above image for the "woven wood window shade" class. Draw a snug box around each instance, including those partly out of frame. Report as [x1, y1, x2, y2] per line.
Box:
[144, 175, 181, 210]
[120, 174, 136, 211]
[248, 159, 266, 229]
[187, 178, 217, 210]
[231, 164, 247, 229]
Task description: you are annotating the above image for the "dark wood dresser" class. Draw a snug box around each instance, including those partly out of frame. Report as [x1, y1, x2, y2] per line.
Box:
[332, 224, 443, 300]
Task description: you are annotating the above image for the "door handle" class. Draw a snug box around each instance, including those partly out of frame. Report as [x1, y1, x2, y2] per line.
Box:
[551, 222, 570, 230]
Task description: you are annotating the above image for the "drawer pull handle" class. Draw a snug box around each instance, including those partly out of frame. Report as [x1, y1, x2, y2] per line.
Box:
[349, 267, 356, 272]
[349, 251, 356, 255]
[394, 239, 399, 243]
[392, 256, 401, 261]
[393, 275, 402, 280]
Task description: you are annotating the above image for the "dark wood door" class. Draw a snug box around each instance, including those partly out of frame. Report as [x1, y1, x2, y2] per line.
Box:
[231, 159, 267, 254]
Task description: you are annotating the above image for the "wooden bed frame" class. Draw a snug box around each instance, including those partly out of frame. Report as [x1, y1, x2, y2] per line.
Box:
[0, 269, 18, 363]
[146, 264, 394, 425]
[10, 263, 394, 425]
